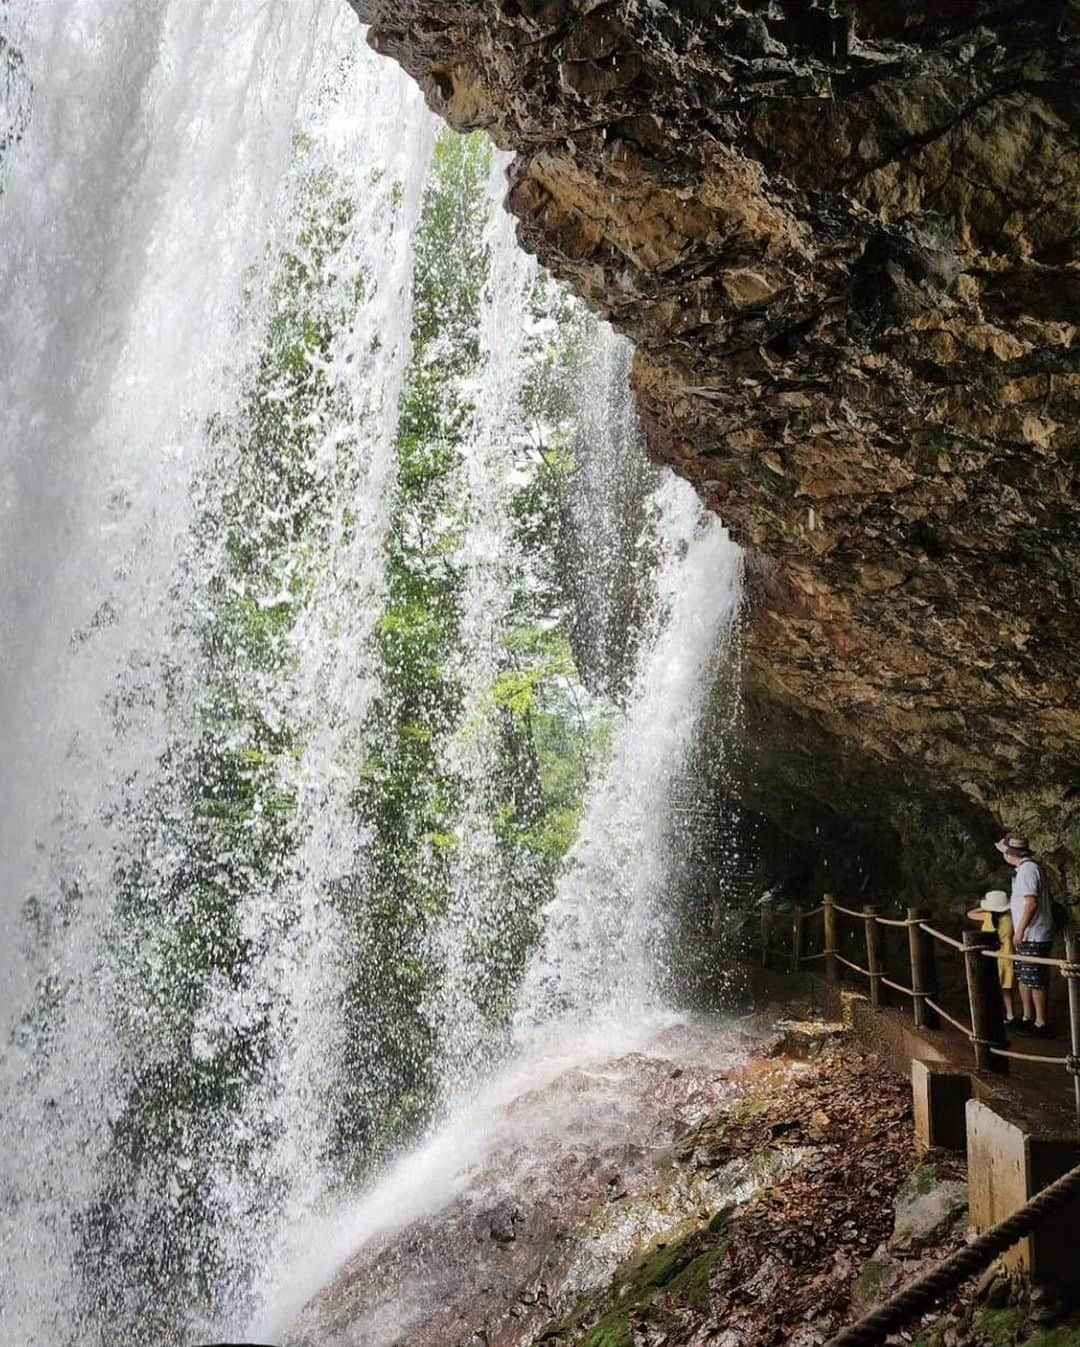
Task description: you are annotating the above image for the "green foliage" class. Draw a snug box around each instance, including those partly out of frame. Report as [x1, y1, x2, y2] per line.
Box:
[969, 1307, 1080, 1347]
[345, 130, 601, 1117]
[73, 150, 379, 1338]
[910, 1322, 959, 1347]
[1025, 1328, 1080, 1347]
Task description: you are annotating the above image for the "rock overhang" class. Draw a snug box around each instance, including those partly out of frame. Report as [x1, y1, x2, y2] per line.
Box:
[350, 0, 1080, 887]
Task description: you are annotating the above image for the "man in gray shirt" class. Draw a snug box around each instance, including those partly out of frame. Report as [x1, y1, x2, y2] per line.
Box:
[996, 834, 1054, 1035]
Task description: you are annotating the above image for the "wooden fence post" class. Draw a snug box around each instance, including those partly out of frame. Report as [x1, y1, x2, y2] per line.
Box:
[760, 902, 774, 970]
[1065, 932, 1080, 1129]
[823, 894, 839, 984]
[907, 907, 938, 1029]
[963, 930, 1008, 1072]
[792, 907, 805, 973]
[864, 905, 884, 1007]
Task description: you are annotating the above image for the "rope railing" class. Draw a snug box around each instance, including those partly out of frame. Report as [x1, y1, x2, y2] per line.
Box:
[757, 895, 1080, 1126]
[880, 975, 914, 998]
[836, 954, 873, 978]
[990, 1046, 1070, 1065]
[923, 997, 973, 1038]
[918, 923, 965, 951]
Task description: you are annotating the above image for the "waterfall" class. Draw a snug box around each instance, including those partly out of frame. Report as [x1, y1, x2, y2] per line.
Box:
[0, 6, 743, 1345]
[0, 0, 340, 968]
[513, 480, 744, 1037]
[0, 8, 434, 1342]
[418, 153, 541, 1100]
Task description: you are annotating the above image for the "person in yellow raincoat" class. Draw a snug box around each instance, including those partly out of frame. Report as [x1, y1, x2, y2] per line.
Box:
[966, 889, 1016, 1026]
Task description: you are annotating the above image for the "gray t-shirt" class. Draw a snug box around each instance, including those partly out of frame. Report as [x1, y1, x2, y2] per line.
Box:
[1010, 860, 1053, 943]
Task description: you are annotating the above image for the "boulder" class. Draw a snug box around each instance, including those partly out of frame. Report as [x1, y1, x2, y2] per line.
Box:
[889, 1163, 969, 1253]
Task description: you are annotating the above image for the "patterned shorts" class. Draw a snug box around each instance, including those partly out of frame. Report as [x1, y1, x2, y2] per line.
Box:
[1016, 940, 1052, 989]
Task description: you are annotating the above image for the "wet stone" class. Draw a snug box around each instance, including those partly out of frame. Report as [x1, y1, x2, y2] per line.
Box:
[489, 1198, 525, 1245]
[889, 1162, 969, 1252]
[774, 1020, 849, 1061]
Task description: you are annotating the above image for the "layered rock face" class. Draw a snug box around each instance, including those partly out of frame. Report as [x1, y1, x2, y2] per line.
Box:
[351, 0, 1079, 886]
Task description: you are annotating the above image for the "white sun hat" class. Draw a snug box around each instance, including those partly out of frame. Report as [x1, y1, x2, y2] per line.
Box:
[980, 890, 1010, 913]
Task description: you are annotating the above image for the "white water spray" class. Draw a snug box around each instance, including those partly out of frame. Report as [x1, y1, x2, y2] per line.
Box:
[514, 476, 744, 1037]
[0, 7, 744, 1345]
[422, 153, 546, 1099]
[0, 1, 337, 971]
[0, 8, 435, 1343]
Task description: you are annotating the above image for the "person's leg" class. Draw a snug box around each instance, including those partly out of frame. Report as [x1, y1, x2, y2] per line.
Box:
[1002, 988, 1016, 1020]
[1033, 986, 1049, 1027]
[1016, 944, 1052, 1030]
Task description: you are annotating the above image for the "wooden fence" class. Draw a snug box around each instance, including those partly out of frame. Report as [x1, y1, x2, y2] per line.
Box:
[759, 896, 1080, 1126]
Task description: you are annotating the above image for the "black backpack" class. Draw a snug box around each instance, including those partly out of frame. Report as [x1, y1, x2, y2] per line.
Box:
[1041, 867, 1069, 935]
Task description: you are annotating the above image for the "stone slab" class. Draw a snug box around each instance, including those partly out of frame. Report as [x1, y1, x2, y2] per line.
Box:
[912, 1059, 971, 1154]
[967, 1099, 1080, 1289]
[1027, 1135, 1080, 1292]
[889, 1162, 968, 1250]
[967, 1099, 1032, 1273]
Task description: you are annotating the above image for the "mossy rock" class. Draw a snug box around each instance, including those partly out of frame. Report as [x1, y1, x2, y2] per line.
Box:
[660, 1240, 729, 1315]
[578, 1307, 634, 1347]
[906, 1162, 943, 1197]
[973, 1302, 1080, 1347]
[974, 1306, 1025, 1347]
[731, 1092, 773, 1122]
[659, 1114, 732, 1171]
[891, 1162, 968, 1251]
[851, 1256, 902, 1312]
[556, 1209, 737, 1347]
